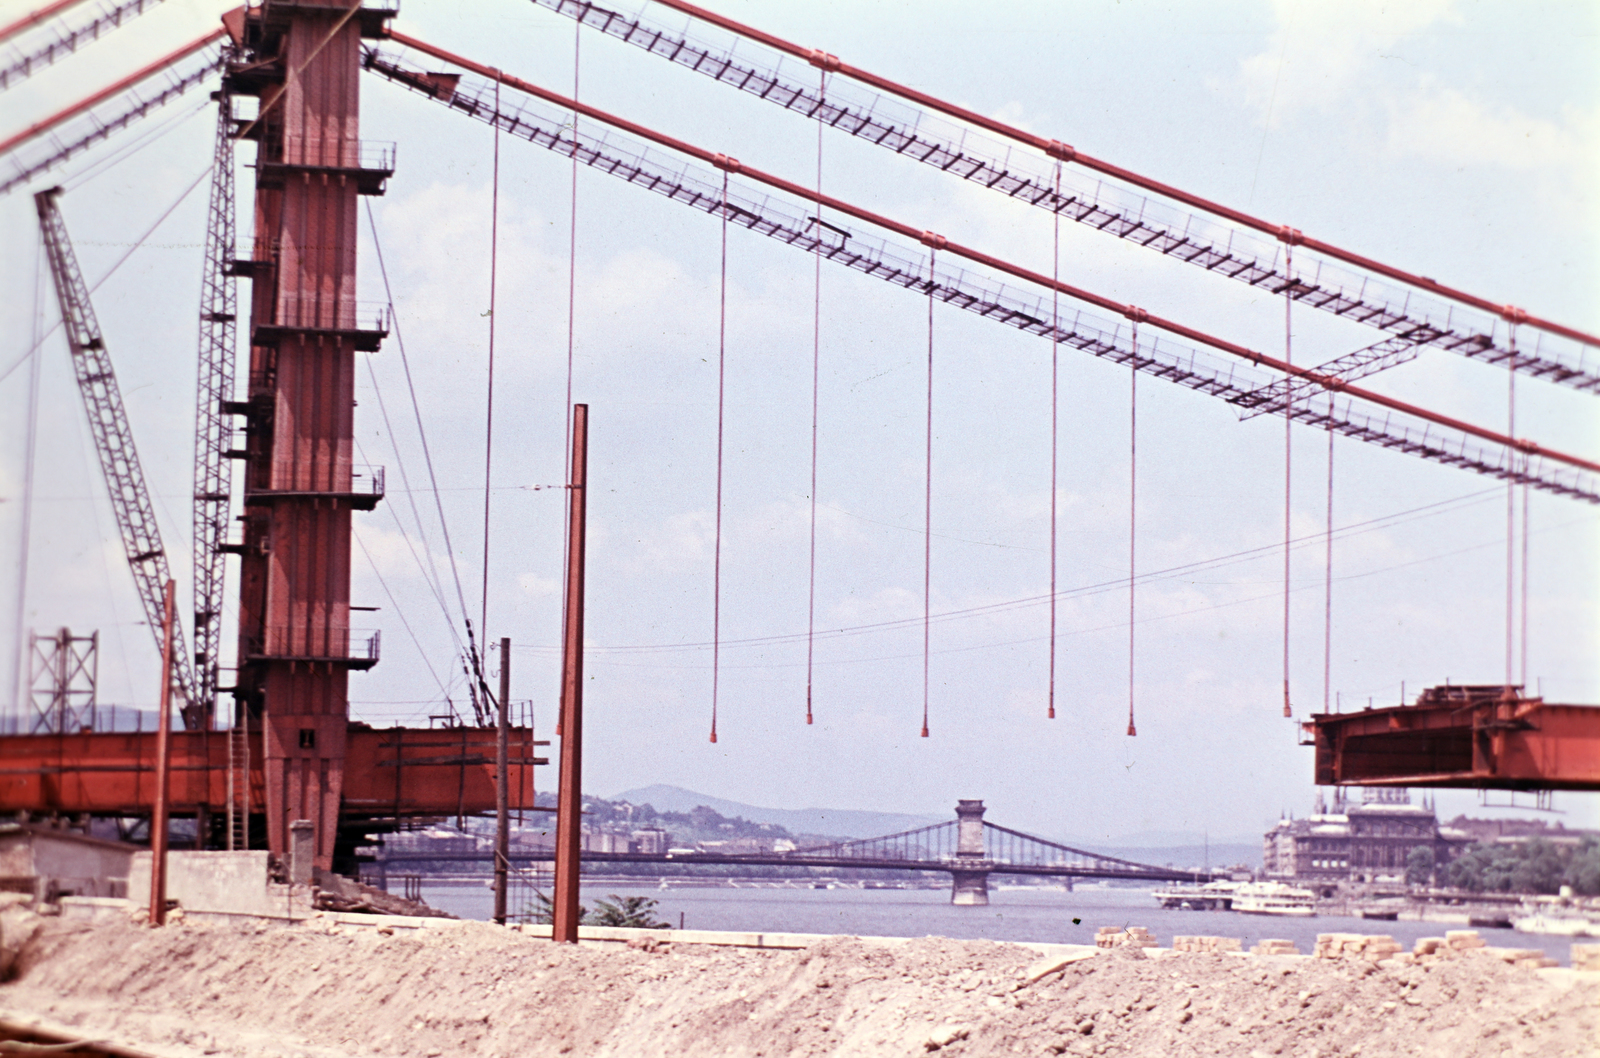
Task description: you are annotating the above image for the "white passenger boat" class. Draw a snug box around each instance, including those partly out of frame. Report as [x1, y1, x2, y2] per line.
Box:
[1231, 881, 1317, 917]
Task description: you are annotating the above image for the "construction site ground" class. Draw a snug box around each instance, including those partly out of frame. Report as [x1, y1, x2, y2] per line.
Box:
[0, 906, 1594, 1058]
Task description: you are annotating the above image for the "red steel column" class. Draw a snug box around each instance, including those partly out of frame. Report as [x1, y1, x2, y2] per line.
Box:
[234, 1, 381, 873]
[552, 405, 589, 942]
[149, 580, 176, 925]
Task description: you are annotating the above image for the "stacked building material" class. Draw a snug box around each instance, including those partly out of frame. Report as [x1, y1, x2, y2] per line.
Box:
[1170, 935, 1243, 954]
[1480, 947, 1559, 969]
[1095, 926, 1156, 949]
[1445, 930, 1487, 953]
[1572, 944, 1600, 971]
[1249, 938, 1300, 956]
[1314, 933, 1402, 961]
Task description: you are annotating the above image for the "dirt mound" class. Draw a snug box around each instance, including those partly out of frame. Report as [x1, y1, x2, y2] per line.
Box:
[0, 916, 1592, 1057]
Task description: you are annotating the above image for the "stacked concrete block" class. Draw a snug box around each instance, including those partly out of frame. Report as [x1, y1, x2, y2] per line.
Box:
[1572, 944, 1600, 972]
[1171, 935, 1244, 954]
[1249, 938, 1300, 956]
[1445, 930, 1487, 953]
[1412, 937, 1447, 957]
[1481, 947, 1559, 969]
[1095, 926, 1157, 949]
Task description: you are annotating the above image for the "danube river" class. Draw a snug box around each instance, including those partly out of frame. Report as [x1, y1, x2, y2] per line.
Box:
[418, 880, 1576, 966]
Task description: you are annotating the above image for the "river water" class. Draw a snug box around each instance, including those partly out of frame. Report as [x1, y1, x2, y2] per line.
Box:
[418, 879, 1577, 966]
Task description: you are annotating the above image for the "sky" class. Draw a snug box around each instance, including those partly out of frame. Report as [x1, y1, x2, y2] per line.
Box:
[0, 0, 1596, 845]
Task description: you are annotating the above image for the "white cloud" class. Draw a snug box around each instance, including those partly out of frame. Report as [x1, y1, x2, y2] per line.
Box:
[1234, 0, 1458, 129]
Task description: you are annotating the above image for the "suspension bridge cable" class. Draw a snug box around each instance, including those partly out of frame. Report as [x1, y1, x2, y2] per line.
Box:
[353, 433, 456, 637]
[710, 167, 729, 744]
[352, 526, 451, 702]
[1049, 160, 1060, 721]
[360, 350, 455, 632]
[1506, 323, 1517, 692]
[1521, 465, 1530, 690]
[7, 239, 44, 728]
[1323, 431, 1334, 714]
[921, 246, 935, 739]
[363, 203, 478, 651]
[481, 76, 502, 659]
[805, 64, 823, 728]
[1127, 319, 1137, 738]
[558, 20, 580, 736]
[1283, 244, 1294, 719]
[0, 161, 210, 386]
[60, 97, 209, 192]
[528, 486, 1507, 658]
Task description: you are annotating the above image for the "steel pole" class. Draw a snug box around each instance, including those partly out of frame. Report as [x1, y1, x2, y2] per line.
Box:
[149, 579, 175, 926]
[552, 404, 588, 943]
[494, 635, 510, 925]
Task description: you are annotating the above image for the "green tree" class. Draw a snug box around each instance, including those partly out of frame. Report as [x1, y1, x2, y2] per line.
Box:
[590, 894, 670, 929]
[1405, 845, 1435, 886]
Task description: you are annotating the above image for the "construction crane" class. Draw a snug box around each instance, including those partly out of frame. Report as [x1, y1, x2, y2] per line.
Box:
[192, 83, 236, 731]
[34, 186, 199, 728]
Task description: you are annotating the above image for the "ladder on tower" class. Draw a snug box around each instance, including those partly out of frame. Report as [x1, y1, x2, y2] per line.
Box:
[226, 710, 249, 850]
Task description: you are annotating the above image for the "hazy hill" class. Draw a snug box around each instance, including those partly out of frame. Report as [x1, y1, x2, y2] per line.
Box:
[610, 784, 941, 840]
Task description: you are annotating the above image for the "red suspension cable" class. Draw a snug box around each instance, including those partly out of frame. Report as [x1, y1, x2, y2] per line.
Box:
[1506, 324, 1517, 693]
[1048, 161, 1060, 721]
[711, 168, 729, 743]
[557, 25, 580, 736]
[806, 67, 823, 727]
[1323, 431, 1334, 715]
[480, 77, 501, 660]
[1282, 246, 1293, 719]
[381, 32, 1600, 483]
[922, 246, 935, 739]
[1127, 318, 1138, 738]
[648, 0, 1598, 353]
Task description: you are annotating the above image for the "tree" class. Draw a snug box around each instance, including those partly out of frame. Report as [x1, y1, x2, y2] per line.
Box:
[1405, 845, 1435, 886]
[520, 891, 668, 928]
[589, 894, 670, 929]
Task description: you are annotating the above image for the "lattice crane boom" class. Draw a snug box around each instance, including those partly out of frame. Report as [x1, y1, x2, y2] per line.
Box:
[191, 84, 236, 727]
[35, 186, 199, 726]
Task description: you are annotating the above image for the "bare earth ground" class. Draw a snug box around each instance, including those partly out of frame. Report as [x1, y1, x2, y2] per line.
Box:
[1, 912, 1594, 1058]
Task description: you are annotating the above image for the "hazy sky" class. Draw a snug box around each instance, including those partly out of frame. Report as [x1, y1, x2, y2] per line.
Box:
[1, 0, 1596, 843]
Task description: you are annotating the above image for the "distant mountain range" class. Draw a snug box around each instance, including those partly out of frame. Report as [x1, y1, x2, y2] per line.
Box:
[609, 784, 941, 840]
[607, 784, 1262, 865]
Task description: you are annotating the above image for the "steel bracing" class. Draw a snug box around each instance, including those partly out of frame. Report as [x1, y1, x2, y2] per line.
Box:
[363, 48, 1600, 504]
[191, 82, 237, 730]
[35, 188, 198, 722]
[0, 40, 223, 196]
[0, 0, 166, 92]
[529, 0, 1600, 394]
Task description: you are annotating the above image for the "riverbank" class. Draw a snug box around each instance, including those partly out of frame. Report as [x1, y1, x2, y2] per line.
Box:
[1, 907, 1593, 1057]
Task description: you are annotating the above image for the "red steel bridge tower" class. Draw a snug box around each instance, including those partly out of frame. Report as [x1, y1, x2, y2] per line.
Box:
[225, 0, 395, 870]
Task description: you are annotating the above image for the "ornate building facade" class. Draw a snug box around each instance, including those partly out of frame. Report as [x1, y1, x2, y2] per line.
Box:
[1262, 788, 1469, 887]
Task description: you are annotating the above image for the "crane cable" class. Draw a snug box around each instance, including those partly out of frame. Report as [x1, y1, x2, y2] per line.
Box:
[710, 167, 728, 743]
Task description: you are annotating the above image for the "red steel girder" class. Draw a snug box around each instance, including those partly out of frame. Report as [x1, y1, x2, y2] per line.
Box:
[1306, 689, 1600, 792]
[0, 726, 542, 818]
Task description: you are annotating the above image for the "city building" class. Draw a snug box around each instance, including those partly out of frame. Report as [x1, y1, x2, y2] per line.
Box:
[1262, 788, 1469, 888]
